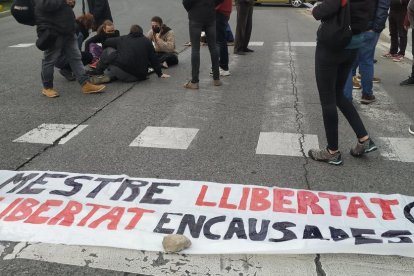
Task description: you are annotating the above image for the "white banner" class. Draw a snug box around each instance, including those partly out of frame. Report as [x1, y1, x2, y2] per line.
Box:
[0, 170, 413, 257]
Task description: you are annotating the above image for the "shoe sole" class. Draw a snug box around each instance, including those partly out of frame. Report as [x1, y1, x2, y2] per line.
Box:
[360, 99, 376, 104]
[309, 151, 343, 165]
[409, 127, 414, 135]
[350, 145, 378, 157]
[42, 93, 59, 98]
[83, 86, 105, 94]
[353, 86, 361, 89]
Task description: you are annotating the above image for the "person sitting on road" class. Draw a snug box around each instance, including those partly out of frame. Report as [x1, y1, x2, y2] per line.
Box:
[146, 16, 178, 69]
[88, 25, 170, 84]
[85, 20, 120, 68]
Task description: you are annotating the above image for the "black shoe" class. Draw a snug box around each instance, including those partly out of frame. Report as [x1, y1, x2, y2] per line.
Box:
[373, 59, 377, 64]
[360, 94, 376, 104]
[243, 48, 254, 53]
[86, 68, 104, 76]
[59, 69, 76, 81]
[400, 76, 414, 86]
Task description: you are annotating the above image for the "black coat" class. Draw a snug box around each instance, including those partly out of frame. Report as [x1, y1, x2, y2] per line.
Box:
[34, 0, 76, 35]
[87, 0, 113, 27]
[313, 0, 375, 34]
[183, 0, 224, 24]
[103, 33, 162, 80]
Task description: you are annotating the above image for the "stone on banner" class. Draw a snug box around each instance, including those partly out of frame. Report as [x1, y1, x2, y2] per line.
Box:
[162, 234, 191, 253]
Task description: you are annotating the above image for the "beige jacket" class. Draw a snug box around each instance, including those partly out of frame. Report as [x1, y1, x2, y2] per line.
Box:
[146, 29, 176, 54]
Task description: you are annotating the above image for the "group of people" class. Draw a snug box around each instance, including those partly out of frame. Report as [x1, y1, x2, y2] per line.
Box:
[34, 0, 175, 98]
[31, 0, 413, 165]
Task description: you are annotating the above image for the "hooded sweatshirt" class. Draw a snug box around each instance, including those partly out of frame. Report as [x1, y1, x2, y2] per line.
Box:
[216, 0, 232, 17]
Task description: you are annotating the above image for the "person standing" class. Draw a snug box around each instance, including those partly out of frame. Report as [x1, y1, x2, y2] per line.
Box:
[401, 0, 414, 85]
[35, 0, 105, 98]
[234, 0, 254, 55]
[382, 0, 408, 62]
[215, 0, 232, 76]
[308, 0, 377, 165]
[183, 0, 224, 89]
[87, 0, 113, 29]
[343, 0, 390, 104]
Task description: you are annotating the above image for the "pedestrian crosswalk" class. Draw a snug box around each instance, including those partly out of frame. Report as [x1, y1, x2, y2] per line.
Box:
[12, 123, 414, 162]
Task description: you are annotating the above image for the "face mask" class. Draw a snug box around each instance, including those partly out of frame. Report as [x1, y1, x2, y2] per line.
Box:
[152, 26, 161, 34]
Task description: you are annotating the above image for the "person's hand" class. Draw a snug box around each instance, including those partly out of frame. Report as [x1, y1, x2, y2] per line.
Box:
[66, 0, 76, 7]
[161, 73, 170, 78]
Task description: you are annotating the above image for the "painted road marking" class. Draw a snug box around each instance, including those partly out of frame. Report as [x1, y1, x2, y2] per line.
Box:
[378, 137, 414, 163]
[256, 132, 319, 157]
[129, 126, 199, 149]
[275, 42, 316, 47]
[248, 41, 264, 46]
[1, 242, 316, 275]
[13, 124, 88, 145]
[9, 43, 35, 48]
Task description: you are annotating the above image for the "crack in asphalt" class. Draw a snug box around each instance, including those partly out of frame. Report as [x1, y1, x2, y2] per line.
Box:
[286, 22, 311, 191]
[14, 84, 138, 171]
[315, 254, 327, 276]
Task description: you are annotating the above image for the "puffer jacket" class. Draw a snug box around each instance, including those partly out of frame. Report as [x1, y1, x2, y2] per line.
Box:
[313, 0, 376, 34]
[183, 0, 224, 24]
[34, 0, 76, 35]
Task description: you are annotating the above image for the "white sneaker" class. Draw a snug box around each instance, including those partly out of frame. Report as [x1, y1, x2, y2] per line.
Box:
[219, 68, 231, 76]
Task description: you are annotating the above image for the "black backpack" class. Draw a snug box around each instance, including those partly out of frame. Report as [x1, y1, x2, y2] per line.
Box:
[11, 0, 35, 26]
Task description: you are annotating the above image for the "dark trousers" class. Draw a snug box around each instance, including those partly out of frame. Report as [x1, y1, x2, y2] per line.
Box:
[156, 52, 178, 66]
[41, 35, 89, 88]
[389, 10, 408, 55]
[216, 12, 230, 71]
[412, 29, 414, 78]
[96, 47, 118, 73]
[315, 44, 368, 151]
[234, 2, 253, 52]
[189, 20, 220, 82]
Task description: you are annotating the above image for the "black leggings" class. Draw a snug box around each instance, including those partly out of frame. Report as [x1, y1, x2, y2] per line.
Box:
[315, 44, 368, 151]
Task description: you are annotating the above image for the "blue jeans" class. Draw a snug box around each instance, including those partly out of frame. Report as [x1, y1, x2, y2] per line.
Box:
[343, 31, 380, 101]
[216, 12, 229, 71]
[42, 35, 89, 88]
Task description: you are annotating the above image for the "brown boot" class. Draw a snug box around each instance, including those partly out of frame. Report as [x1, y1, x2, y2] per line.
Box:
[82, 81, 105, 94]
[213, 79, 222, 86]
[184, 81, 199, 90]
[42, 88, 59, 98]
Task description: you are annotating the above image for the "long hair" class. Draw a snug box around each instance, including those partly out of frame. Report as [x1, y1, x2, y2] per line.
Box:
[97, 20, 114, 34]
[76, 13, 94, 30]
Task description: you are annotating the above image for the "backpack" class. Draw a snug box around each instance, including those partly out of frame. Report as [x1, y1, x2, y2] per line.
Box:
[11, 0, 35, 26]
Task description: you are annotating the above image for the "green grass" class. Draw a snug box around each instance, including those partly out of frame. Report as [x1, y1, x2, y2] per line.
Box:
[0, 1, 13, 12]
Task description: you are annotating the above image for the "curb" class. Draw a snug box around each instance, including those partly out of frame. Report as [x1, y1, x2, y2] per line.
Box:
[0, 10, 11, 18]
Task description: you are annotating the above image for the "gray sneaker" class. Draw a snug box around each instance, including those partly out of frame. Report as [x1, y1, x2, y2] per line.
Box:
[350, 138, 378, 157]
[90, 74, 111, 85]
[308, 148, 343, 165]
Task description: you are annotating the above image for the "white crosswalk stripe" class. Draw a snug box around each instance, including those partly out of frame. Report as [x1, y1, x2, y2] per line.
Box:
[9, 43, 35, 48]
[13, 124, 88, 145]
[256, 132, 319, 157]
[129, 126, 199, 150]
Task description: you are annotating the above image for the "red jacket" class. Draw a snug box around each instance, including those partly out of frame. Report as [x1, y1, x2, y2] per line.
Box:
[216, 0, 232, 17]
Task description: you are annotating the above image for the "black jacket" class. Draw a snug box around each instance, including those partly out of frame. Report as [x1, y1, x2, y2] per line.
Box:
[84, 30, 120, 52]
[34, 0, 76, 35]
[87, 0, 113, 27]
[183, 0, 224, 24]
[103, 33, 162, 80]
[368, 0, 391, 32]
[313, 0, 375, 34]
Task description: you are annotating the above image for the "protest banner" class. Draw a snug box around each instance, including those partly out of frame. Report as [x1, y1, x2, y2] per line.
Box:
[0, 170, 413, 257]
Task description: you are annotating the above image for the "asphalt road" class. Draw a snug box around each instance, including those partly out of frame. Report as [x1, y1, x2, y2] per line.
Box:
[0, 0, 414, 275]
